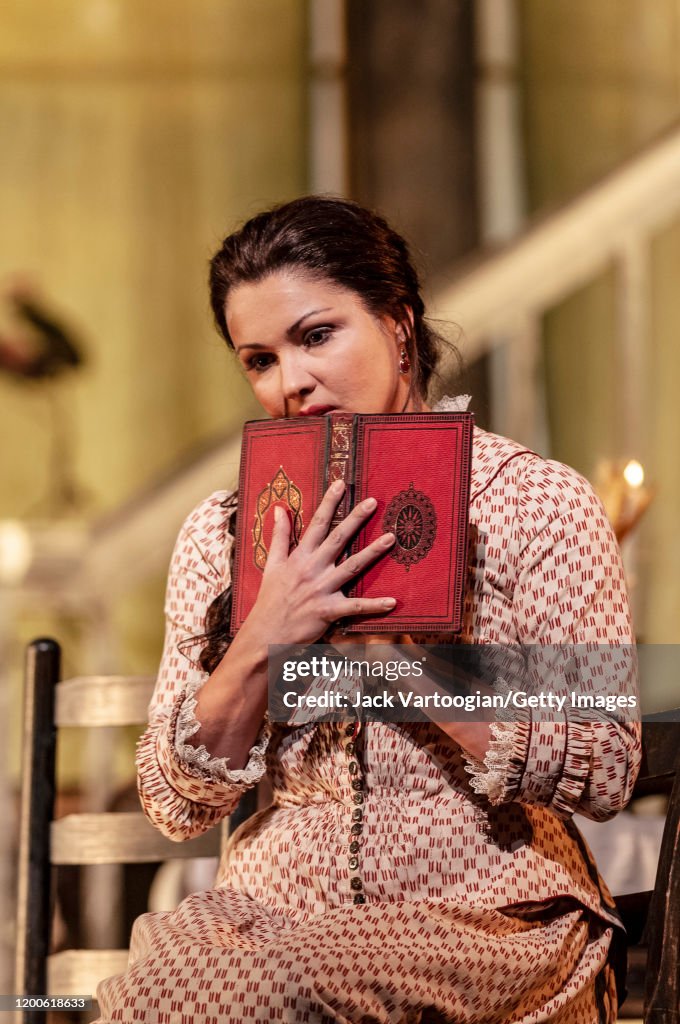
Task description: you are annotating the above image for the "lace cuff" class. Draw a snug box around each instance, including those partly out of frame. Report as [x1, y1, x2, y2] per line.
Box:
[462, 717, 532, 804]
[173, 680, 271, 786]
[461, 678, 532, 805]
[464, 715, 599, 821]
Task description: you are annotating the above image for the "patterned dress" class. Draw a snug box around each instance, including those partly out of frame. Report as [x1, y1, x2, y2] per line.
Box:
[95, 413, 641, 1024]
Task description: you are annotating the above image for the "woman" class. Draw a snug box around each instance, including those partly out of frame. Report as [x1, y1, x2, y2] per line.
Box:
[96, 196, 640, 1023]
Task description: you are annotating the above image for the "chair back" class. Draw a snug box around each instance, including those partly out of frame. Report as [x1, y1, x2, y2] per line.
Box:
[15, 638, 256, 1024]
[636, 712, 680, 1024]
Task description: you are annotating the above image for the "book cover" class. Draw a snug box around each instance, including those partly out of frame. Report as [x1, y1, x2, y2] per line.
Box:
[230, 412, 473, 634]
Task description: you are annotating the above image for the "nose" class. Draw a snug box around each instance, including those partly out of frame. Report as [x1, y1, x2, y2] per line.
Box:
[278, 352, 316, 410]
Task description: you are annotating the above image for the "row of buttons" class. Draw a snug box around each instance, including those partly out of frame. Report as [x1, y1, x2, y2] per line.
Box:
[344, 721, 365, 904]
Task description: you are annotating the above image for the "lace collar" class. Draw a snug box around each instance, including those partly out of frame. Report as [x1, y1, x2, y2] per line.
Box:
[431, 394, 471, 413]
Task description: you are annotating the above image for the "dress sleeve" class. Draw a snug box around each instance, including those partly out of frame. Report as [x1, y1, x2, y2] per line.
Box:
[136, 491, 270, 842]
[463, 458, 641, 822]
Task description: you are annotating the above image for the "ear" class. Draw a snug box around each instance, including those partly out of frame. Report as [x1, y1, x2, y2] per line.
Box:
[396, 306, 415, 347]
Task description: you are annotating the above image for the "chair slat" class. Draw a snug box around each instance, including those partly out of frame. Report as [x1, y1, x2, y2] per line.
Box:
[51, 812, 221, 864]
[47, 949, 129, 997]
[55, 677, 155, 727]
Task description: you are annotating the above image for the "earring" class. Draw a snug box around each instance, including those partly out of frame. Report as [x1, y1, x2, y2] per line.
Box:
[399, 347, 411, 374]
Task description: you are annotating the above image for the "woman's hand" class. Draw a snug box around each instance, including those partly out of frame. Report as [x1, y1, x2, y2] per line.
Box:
[187, 481, 396, 766]
[244, 479, 397, 648]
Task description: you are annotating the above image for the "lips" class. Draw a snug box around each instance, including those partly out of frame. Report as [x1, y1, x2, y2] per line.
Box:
[298, 405, 337, 417]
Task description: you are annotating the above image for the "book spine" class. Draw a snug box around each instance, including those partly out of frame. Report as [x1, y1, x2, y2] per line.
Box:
[325, 413, 355, 531]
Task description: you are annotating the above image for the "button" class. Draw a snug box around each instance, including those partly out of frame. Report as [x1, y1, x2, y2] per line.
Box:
[345, 723, 355, 736]
[352, 808, 363, 822]
[348, 856, 359, 870]
[348, 761, 359, 775]
[351, 779, 363, 791]
[351, 823, 363, 835]
[349, 841, 360, 854]
[353, 893, 366, 905]
[344, 741, 355, 755]
[352, 793, 364, 805]
[350, 877, 363, 891]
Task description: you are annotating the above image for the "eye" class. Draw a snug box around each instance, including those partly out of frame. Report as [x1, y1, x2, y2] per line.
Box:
[246, 353, 275, 373]
[303, 326, 332, 347]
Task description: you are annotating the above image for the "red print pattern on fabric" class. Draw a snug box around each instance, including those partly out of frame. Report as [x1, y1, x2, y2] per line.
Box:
[95, 426, 639, 1023]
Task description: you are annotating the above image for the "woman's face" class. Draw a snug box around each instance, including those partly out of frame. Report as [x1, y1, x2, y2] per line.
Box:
[226, 269, 424, 418]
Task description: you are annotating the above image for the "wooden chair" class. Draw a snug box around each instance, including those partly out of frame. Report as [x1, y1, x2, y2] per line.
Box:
[614, 710, 680, 1023]
[14, 638, 256, 1024]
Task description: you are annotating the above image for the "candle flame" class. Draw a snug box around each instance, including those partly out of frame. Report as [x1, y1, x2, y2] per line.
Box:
[623, 460, 644, 489]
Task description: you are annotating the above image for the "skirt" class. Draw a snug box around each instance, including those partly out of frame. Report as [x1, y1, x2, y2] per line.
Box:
[94, 889, 617, 1023]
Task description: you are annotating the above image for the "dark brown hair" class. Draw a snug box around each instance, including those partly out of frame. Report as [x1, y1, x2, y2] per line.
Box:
[193, 196, 454, 673]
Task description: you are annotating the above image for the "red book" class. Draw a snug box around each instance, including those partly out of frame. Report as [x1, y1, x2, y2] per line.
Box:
[230, 412, 473, 634]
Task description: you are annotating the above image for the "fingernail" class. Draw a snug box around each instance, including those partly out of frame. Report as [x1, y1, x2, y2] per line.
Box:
[383, 598, 397, 608]
[364, 497, 377, 511]
[274, 506, 282, 523]
[382, 532, 395, 545]
[333, 479, 345, 494]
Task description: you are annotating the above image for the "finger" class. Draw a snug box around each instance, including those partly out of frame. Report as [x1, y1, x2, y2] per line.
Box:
[264, 504, 291, 569]
[296, 479, 347, 552]
[331, 531, 395, 586]
[326, 595, 398, 621]
[316, 495, 379, 562]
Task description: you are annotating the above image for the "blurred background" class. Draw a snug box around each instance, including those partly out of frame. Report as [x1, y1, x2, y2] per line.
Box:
[2, 0, 679, 1006]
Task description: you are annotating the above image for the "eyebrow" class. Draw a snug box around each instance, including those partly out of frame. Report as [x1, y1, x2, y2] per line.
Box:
[234, 307, 333, 354]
